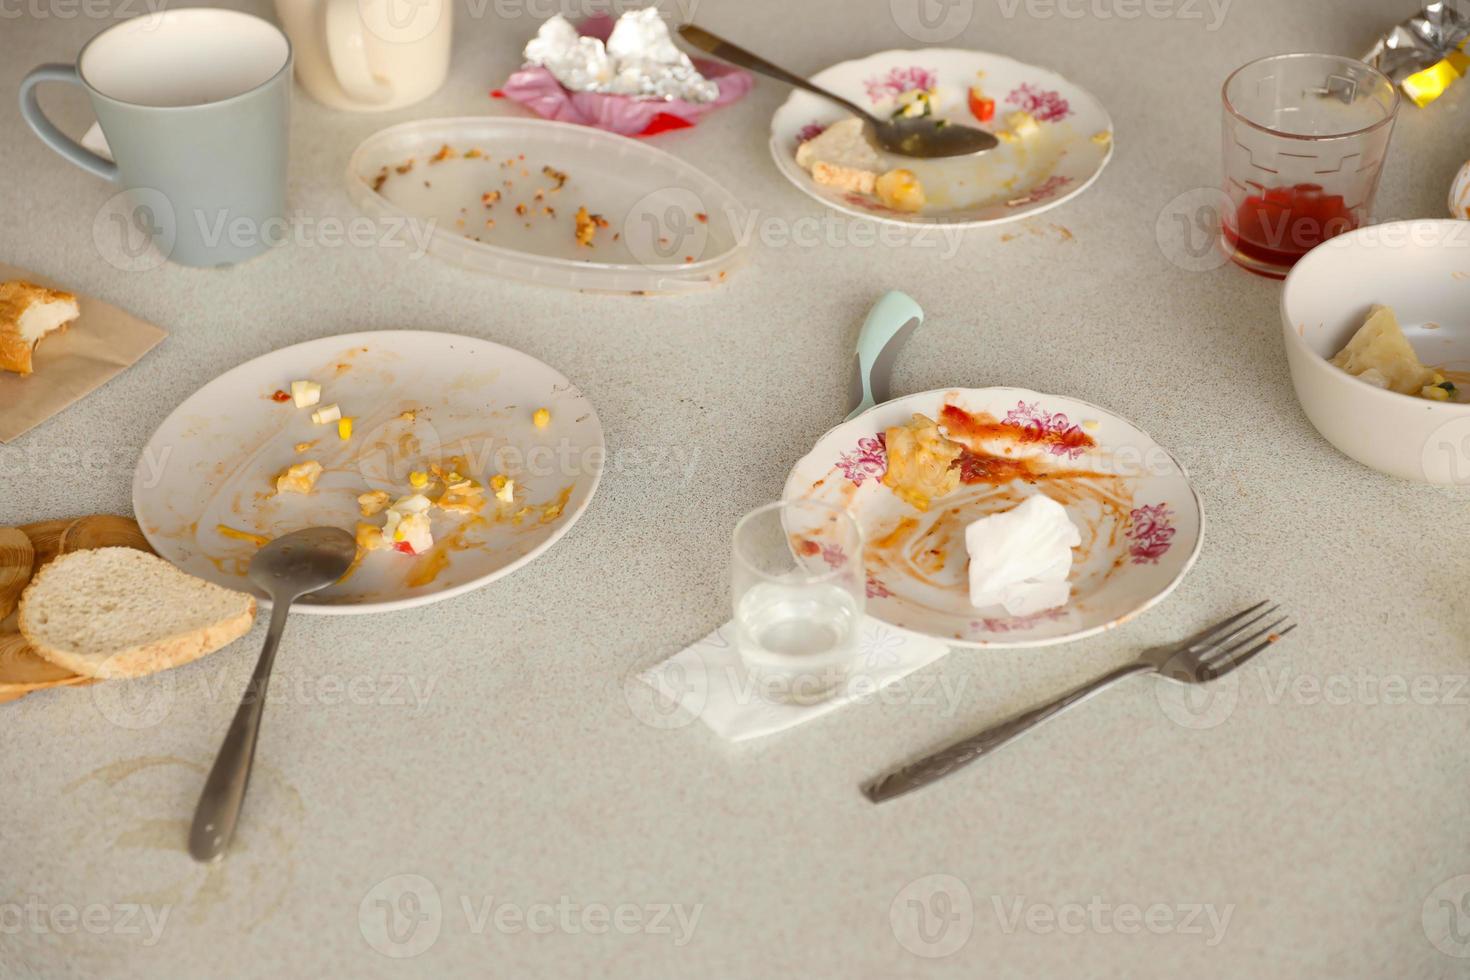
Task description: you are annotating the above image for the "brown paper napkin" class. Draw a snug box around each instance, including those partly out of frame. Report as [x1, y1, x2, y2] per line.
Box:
[0, 262, 167, 443]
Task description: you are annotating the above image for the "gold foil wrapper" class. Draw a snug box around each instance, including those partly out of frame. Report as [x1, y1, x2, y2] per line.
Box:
[1362, 1, 1470, 107]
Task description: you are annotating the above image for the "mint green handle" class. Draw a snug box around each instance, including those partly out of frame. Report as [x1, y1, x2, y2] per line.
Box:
[845, 291, 923, 422]
[19, 64, 119, 183]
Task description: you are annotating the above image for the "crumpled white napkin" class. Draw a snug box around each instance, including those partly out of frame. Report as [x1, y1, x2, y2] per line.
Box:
[966, 493, 1081, 617]
[639, 619, 950, 741]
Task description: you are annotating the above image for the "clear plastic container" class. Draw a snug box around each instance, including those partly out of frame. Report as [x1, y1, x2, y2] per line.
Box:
[347, 116, 746, 293]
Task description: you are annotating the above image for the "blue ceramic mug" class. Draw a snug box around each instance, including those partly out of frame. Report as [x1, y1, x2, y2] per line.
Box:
[19, 8, 292, 268]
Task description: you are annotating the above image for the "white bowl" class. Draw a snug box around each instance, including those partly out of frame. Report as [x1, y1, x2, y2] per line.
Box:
[1281, 220, 1470, 484]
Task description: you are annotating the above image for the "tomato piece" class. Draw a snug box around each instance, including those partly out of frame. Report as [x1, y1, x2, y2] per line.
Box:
[271, 389, 291, 402]
[394, 541, 416, 555]
[967, 88, 995, 122]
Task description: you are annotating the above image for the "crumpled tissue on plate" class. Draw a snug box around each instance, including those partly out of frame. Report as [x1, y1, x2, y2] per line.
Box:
[497, 13, 753, 138]
[1362, 1, 1470, 107]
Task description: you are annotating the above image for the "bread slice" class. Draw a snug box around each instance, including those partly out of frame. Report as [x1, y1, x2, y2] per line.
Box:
[0, 280, 81, 376]
[18, 547, 255, 679]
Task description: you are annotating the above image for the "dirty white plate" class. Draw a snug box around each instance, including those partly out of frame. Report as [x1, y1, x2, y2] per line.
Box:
[784, 388, 1201, 647]
[770, 49, 1113, 228]
[348, 117, 745, 293]
[133, 331, 603, 614]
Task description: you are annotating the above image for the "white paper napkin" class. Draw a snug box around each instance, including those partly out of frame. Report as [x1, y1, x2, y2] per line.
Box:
[639, 619, 951, 741]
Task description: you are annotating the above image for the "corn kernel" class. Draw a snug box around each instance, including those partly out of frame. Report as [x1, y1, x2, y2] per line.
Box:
[533, 407, 551, 428]
[409, 471, 428, 489]
[338, 417, 353, 441]
[490, 474, 508, 491]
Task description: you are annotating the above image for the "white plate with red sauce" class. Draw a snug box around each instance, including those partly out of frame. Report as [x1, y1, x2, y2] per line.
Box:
[783, 388, 1202, 648]
[132, 331, 603, 615]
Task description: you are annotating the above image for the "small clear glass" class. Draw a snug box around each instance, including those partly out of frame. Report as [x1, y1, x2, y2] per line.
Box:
[731, 500, 864, 706]
[1221, 53, 1399, 279]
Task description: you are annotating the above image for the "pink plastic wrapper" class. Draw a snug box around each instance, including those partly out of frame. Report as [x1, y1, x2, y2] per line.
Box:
[496, 15, 753, 137]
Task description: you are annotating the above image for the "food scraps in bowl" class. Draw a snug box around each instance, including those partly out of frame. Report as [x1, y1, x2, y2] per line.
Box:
[1330, 304, 1468, 403]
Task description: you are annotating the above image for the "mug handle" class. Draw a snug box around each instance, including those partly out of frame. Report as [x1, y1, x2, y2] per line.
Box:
[324, 0, 394, 105]
[19, 64, 119, 183]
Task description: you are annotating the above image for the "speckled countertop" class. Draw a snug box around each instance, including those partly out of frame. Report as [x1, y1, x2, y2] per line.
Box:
[2, 0, 1469, 977]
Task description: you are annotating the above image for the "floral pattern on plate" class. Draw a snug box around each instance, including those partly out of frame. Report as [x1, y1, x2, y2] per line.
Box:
[837, 433, 888, 485]
[1126, 503, 1176, 564]
[863, 66, 938, 103]
[1006, 82, 1071, 122]
[1003, 400, 1089, 459]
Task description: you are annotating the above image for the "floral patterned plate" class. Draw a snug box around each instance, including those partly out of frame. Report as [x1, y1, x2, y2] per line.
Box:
[783, 388, 1201, 648]
[769, 50, 1113, 228]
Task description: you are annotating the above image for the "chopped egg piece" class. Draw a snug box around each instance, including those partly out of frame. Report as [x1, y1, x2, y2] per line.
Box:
[438, 478, 486, 514]
[311, 403, 342, 425]
[358, 490, 391, 516]
[875, 169, 927, 212]
[355, 522, 388, 553]
[290, 380, 321, 408]
[533, 407, 551, 429]
[337, 417, 353, 441]
[1006, 111, 1040, 138]
[276, 460, 323, 494]
[409, 471, 429, 489]
[492, 474, 515, 504]
[382, 494, 434, 555]
[893, 89, 936, 118]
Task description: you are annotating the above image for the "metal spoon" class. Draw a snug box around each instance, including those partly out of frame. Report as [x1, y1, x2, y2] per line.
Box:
[189, 526, 357, 862]
[679, 25, 998, 158]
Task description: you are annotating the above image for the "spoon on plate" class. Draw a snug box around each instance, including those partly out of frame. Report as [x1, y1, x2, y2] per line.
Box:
[189, 526, 357, 862]
[678, 25, 998, 158]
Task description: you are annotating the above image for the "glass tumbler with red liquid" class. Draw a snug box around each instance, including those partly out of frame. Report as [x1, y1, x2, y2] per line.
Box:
[1221, 54, 1399, 279]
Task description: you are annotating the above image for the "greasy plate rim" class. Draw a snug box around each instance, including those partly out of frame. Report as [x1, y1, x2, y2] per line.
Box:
[131, 329, 605, 616]
[767, 48, 1115, 229]
[346, 116, 747, 278]
[783, 387, 1204, 649]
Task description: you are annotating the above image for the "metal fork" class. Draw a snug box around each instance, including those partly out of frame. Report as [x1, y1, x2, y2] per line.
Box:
[863, 601, 1295, 804]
